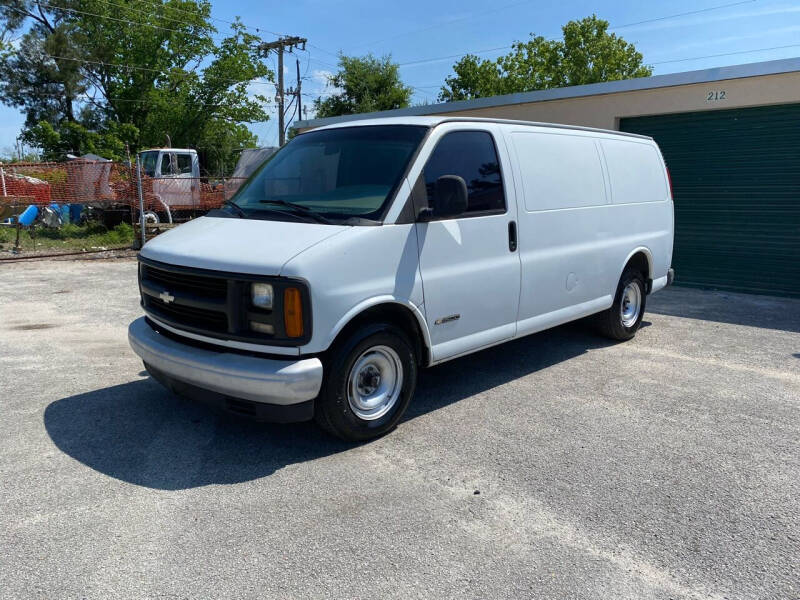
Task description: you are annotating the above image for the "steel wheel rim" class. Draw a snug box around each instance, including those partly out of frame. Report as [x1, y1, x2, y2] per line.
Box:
[347, 345, 403, 421]
[620, 281, 642, 328]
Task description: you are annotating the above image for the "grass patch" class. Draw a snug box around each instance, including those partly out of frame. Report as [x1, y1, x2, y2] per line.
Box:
[0, 222, 134, 252]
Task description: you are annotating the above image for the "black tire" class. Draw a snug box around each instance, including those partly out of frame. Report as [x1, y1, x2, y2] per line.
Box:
[315, 323, 417, 442]
[595, 267, 647, 341]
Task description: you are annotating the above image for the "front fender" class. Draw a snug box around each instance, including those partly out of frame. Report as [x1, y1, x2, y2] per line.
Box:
[325, 296, 431, 354]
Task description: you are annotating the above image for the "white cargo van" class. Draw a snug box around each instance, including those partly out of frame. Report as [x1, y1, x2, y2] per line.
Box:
[129, 117, 674, 441]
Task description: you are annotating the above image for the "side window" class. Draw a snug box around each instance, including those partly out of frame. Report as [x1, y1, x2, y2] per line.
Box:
[423, 130, 505, 215]
[140, 151, 158, 177]
[159, 154, 174, 176]
[176, 153, 193, 175]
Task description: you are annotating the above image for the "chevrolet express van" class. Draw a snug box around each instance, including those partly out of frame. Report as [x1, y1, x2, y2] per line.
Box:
[129, 117, 675, 441]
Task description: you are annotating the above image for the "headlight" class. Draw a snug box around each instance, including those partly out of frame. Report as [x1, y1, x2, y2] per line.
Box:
[251, 283, 273, 309]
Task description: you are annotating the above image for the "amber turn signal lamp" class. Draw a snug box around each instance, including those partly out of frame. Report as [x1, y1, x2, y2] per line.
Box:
[283, 287, 304, 338]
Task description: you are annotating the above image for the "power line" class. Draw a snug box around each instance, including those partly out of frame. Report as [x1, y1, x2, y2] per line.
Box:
[392, 1, 764, 69]
[398, 25, 792, 71]
[27, 2, 227, 41]
[13, 0, 337, 60]
[350, 0, 758, 56]
[306, 43, 341, 59]
[398, 46, 510, 68]
[31, 42, 800, 115]
[17, 50, 277, 90]
[295, 47, 313, 80]
[75, 94, 263, 107]
[129, 0, 340, 63]
[352, 0, 537, 51]
[650, 42, 800, 65]
[127, 0, 288, 38]
[305, 55, 340, 70]
[12, 2, 341, 79]
[401, 43, 800, 95]
[612, 0, 757, 29]
[89, 0, 230, 34]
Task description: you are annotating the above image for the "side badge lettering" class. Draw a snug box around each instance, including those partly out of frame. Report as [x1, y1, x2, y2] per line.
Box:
[434, 314, 460, 325]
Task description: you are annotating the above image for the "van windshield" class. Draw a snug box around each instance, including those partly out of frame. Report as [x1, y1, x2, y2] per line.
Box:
[231, 125, 428, 223]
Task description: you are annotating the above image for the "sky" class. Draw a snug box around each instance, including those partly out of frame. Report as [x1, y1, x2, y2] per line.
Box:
[2, 0, 800, 154]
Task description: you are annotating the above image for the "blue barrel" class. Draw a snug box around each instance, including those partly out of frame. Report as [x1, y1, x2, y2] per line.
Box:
[17, 205, 38, 226]
[57, 204, 69, 224]
[69, 204, 83, 223]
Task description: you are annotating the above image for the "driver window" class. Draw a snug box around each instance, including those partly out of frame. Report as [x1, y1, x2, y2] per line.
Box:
[159, 153, 175, 176]
[422, 130, 505, 216]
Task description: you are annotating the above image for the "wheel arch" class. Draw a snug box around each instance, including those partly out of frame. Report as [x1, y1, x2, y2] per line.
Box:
[620, 247, 653, 291]
[326, 297, 432, 367]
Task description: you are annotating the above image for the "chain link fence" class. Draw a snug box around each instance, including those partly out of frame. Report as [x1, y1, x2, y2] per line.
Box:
[1, 159, 248, 256]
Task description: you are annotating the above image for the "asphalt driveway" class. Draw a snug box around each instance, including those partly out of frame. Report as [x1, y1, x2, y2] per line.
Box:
[1, 257, 798, 599]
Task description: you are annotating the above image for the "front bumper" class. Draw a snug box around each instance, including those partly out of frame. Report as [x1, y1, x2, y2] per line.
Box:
[128, 317, 323, 422]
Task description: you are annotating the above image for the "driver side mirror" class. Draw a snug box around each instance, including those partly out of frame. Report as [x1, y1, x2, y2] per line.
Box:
[418, 175, 468, 221]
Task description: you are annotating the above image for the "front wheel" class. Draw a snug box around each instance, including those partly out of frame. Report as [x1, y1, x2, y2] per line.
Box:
[315, 323, 417, 441]
[595, 268, 647, 341]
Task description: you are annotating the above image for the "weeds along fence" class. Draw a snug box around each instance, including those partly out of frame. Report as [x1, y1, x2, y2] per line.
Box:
[0, 160, 247, 254]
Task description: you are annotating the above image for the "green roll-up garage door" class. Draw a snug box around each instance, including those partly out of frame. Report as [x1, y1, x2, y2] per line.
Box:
[620, 104, 800, 298]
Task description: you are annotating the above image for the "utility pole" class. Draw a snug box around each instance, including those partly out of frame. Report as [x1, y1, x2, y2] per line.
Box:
[277, 48, 284, 145]
[296, 58, 302, 129]
[258, 36, 306, 146]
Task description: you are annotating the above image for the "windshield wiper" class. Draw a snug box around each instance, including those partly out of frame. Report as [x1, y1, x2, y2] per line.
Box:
[223, 199, 247, 218]
[257, 199, 333, 224]
[342, 216, 380, 226]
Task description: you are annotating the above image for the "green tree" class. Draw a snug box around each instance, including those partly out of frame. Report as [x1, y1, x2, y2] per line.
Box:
[440, 15, 652, 102]
[0, 0, 271, 170]
[314, 54, 412, 118]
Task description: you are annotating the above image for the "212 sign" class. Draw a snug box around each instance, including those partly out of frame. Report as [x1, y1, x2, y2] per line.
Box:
[706, 90, 727, 102]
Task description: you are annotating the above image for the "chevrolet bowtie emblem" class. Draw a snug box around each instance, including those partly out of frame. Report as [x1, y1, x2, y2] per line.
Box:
[159, 291, 175, 304]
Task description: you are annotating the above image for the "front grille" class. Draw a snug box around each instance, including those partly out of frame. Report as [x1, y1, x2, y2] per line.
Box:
[137, 257, 312, 346]
[142, 264, 227, 298]
[145, 295, 228, 332]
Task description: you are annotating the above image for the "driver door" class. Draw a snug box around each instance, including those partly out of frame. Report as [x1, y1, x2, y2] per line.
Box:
[413, 125, 521, 363]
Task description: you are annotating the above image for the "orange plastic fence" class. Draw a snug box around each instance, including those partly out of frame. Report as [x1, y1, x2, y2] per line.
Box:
[0, 161, 247, 213]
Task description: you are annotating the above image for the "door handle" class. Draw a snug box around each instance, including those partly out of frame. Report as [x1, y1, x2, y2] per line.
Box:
[508, 220, 517, 252]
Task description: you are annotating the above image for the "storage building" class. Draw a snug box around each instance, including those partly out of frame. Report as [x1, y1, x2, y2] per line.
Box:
[296, 58, 800, 297]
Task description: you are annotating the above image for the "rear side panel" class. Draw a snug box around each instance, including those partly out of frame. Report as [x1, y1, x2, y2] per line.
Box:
[504, 125, 673, 337]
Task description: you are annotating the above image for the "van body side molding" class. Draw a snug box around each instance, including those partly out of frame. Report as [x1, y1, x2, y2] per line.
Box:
[516, 296, 612, 338]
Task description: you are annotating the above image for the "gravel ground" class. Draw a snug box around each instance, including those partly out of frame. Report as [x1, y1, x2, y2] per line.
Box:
[0, 257, 798, 599]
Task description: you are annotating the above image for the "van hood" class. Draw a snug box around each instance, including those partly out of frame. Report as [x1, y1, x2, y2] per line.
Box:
[139, 216, 349, 276]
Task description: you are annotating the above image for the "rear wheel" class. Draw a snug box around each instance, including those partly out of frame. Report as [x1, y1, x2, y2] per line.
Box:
[596, 267, 647, 341]
[315, 323, 417, 442]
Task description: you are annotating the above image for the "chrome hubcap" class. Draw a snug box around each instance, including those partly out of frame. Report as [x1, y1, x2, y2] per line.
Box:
[347, 345, 403, 421]
[620, 281, 642, 328]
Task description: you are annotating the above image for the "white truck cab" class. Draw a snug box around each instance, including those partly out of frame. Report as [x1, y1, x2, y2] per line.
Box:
[129, 116, 674, 440]
[138, 148, 201, 215]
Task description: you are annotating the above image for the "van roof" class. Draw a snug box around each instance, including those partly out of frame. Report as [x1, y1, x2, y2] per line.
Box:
[313, 116, 651, 140]
[139, 148, 197, 153]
